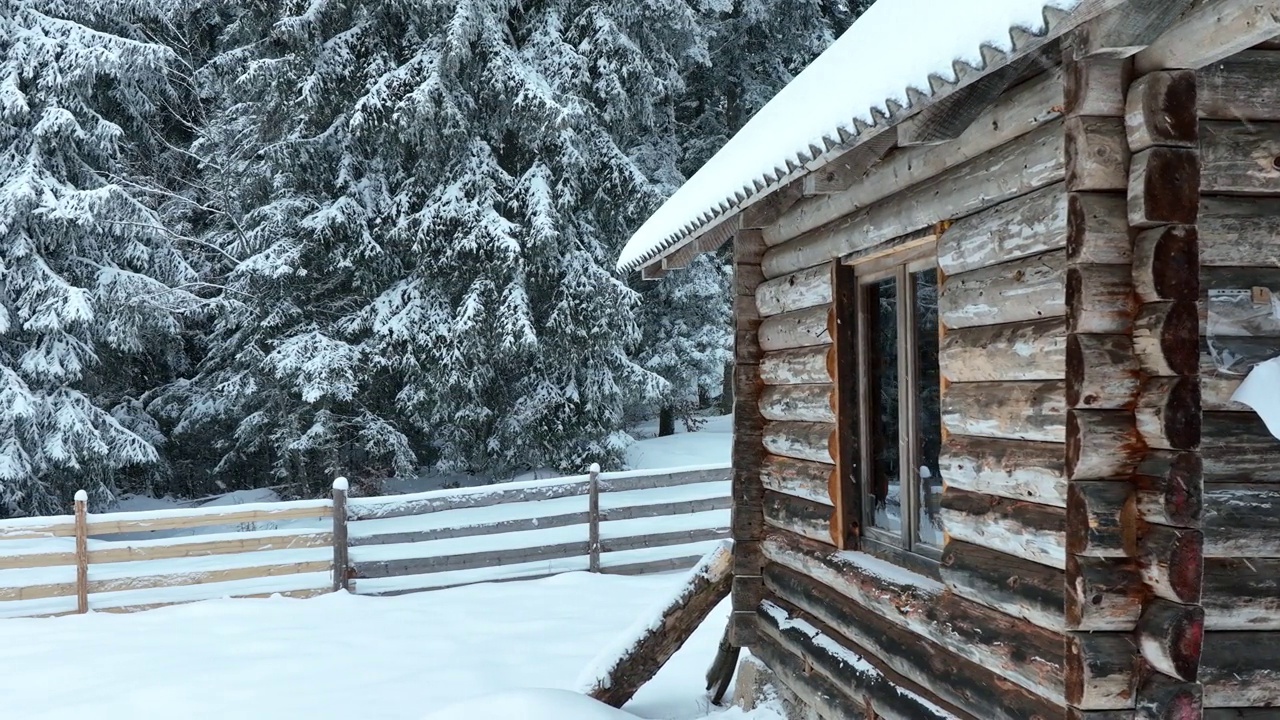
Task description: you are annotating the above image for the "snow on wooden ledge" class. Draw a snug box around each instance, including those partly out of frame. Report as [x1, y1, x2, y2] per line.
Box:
[616, 0, 1083, 273]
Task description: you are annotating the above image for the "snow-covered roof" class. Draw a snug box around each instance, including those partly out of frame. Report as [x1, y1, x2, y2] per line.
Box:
[617, 0, 1090, 273]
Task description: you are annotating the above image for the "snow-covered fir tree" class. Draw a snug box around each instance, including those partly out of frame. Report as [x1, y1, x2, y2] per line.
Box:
[0, 0, 198, 516]
[154, 0, 713, 492]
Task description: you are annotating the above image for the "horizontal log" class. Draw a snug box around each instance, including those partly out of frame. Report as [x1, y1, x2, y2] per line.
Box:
[1139, 599, 1205, 682]
[1135, 451, 1204, 528]
[84, 504, 332, 535]
[940, 318, 1067, 383]
[1203, 411, 1280, 483]
[940, 488, 1066, 569]
[763, 530, 1072, 706]
[941, 380, 1067, 443]
[1199, 50, 1280, 122]
[1136, 376, 1202, 451]
[1135, 0, 1280, 74]
[759, 383, 835, 423]
[1128, 147, 1200, 229]
[1066, 116, 1130, 191]
[940, 540, 1066, 632]
[352, 541, 588, 579]
[763, 118, 1065, 278]
[1134, 225, 1199, 304]
[759, 345, 833, 386]
[938, 436, 1068, 507]
[1068, 409, 1144, 480]
[1141, 524, 1204, 605]
[1066, 555, 1144, 632]
[748, 623, 867, 720]
[762, 567, 1056, 720]
[1067, 264, 1136, 335]
[939, 250, 1065, 330]
[759, 455, 833, 507]
[758, 305, 832, 351]
[762, 490, 833, 547]
[1134, 301, 1199, 377]
[1201, 119, 1280, 194]
[936, 181, 1068, 275]
[755, 263, 832, 317]
[1201, 631, 1280, 706]
[1203, 556, 1280, 630]
[0, 530, 333, 570]
[1067, 334, 1140, 410]
[762, 421, 835, 465]
[599, 527, 731, 554]
[765, 71, 1065, 248]
[351, 512, 587, 546]
[1202, 484, 1280, 557]
[1068, 480, 1136, 559]
[1198, 195, 1280, 266]
[1068, 192, 1131, 265]
[1125, 70, 1199, 152]
[1065, 632, 1139, 711]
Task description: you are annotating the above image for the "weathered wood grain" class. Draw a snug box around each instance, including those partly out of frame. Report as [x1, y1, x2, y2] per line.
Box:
[763, 490, 834, 547]
[1201, 631, 1280, 707]
[1203, 556, 1280, 630]
[940, 318, 1068, 383]
[939, 250, 1066, 330]
[762, 421, 835, 465]
[1067, 480, 1136, 558]
[941, 539, 1068, 632]
[1140, 524, 1204, 605]
[1135, 225, 1199, 304]
[1125, 70, 1199, 152]
[1198, 195, 1280, 266]
[1139, 599, 1205, 681]
[1068, 264, 1136, 335]
[939, 436, 1068, 507]
[1202, 484, 1280, 557]
[755, 263, 832, 317]
[1066, 555, 1144, 632]
[760, 455, 833, 508]
[942, 380, 1068, 443]
[1066, 116, 1130, 191]
[763, 119, 1066, 278]
[1068, 192, 1132, 265]
[1199, 50, 1280, 122]
[758, 304, 832, 351]
[1203, 411, 1280, 483]
[940, 488, 1067, 569]
[1134, 301, 1199, 377]
[759, 345, 833, 386]
[936, 182, 1068, 275]
[1135, 0, 1280, 74]
[1067, 333, 1140, 409]
[1128, 147, 1201, 228]
[1067, 409, 1144, 480]
[1134, 451, 1204, 529]
[1200, 119, 1280, 194]
[759, 383, 835, 423]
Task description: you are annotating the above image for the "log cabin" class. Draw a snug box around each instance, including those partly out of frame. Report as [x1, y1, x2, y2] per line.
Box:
[617, 0, 1280, 718]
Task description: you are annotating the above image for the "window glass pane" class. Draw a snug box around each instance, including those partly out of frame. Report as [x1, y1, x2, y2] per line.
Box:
[913, 268, 944, 547]
[866, 277, 901, 537]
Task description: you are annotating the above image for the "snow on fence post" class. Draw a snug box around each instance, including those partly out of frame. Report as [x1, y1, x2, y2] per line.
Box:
[332, 478, 350, 592]
[588, 463, 602, 573]
[73, 490, 89, 614]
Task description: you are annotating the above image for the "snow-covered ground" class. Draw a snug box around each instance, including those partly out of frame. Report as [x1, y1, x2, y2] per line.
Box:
[1, 571, 780, 720]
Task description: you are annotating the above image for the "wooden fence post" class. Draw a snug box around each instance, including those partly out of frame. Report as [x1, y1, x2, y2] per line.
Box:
[332, 477, 349, 592]
[588, 463, 601, 573]
[73, 490, 89, 614]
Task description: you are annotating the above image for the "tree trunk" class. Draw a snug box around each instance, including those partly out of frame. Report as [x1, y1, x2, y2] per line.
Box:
[658, 407, 676, 437]
[720, 361, 734, 414]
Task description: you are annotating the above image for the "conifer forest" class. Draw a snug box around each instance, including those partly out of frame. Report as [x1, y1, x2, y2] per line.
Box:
[0, 0, 870, 516]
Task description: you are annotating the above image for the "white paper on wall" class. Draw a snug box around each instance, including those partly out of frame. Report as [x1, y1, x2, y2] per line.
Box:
[1232, 356, 1280, 441]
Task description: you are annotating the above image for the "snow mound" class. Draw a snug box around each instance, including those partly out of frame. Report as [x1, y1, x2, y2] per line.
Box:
[422, 689, 636, 720]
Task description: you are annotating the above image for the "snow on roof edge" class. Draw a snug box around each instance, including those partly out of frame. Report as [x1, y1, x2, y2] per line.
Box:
[617, 0, 1093, 274]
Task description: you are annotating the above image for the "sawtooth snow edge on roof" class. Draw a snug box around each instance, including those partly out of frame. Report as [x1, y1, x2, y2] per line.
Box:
[617, 0, 1083, 273]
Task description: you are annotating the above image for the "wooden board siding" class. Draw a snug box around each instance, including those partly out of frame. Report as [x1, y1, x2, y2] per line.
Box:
[1193, 47, 1280, 714]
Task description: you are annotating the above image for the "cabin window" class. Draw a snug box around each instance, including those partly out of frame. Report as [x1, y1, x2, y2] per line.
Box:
[851, 246, 943, 564]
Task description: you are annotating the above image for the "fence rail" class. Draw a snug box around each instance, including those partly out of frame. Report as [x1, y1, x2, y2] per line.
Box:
[0, 464, 731, 619]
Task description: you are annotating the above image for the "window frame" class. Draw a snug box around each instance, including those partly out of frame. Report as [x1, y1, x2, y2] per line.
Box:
[846, 241, 942, 568]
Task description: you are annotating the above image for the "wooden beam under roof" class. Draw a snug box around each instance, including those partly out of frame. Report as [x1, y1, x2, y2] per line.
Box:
[1135, 0, 1280, 73]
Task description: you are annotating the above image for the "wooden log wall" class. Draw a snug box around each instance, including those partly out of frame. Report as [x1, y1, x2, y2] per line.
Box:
[1060, 46, 1148, 717]
[730, 229, 768, 646]
[1194, 46, 1280, 712]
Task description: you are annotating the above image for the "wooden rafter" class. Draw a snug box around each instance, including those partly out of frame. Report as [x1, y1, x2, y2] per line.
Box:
[1135, 0, 1280, 73]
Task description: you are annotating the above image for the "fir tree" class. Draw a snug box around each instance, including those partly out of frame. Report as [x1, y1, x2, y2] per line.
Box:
[0, 0, 198, 516]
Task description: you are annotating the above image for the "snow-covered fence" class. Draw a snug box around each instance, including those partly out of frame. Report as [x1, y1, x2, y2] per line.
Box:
[0, 495, 335, 619]
[343, 464, 732, 595]
[0, 463, 731, 617]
